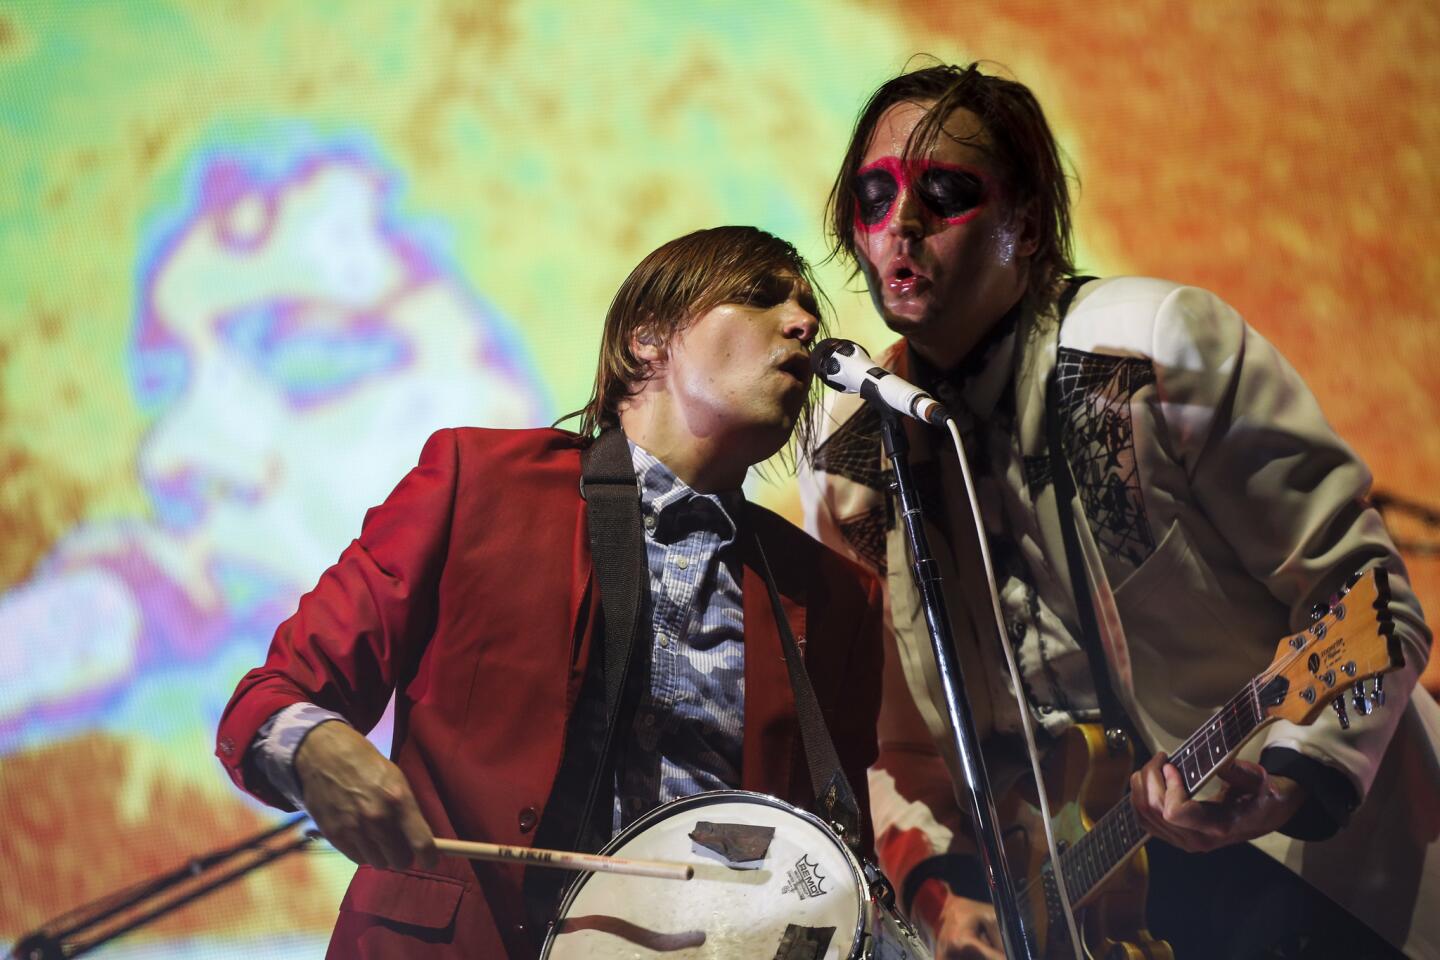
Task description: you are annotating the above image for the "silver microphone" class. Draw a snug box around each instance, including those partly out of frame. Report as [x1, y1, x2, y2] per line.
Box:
[810, 338, 952, 427]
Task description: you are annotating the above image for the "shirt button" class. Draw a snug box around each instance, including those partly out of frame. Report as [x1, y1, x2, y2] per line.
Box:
[676, 556, 689, 570]
[658, 635, 670, 648]
[644, 515, 656, 531]
[518, 806, 538, 833]
[643, 714, 655, 727]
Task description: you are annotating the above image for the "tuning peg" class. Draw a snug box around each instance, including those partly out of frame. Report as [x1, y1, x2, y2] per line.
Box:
[1352, 682, 1373, 717]
[1332, 697, 1350, 730]
[1309, 603, 1328, 622]
[1370, 676, 1386, 707]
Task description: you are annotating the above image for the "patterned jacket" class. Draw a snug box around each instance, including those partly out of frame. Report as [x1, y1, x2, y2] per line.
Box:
[801, 276, 1437, 957]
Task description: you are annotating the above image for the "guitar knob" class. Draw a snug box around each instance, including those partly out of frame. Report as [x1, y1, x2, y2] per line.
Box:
[1352, 682, 1372, 717]
[1370, 676, 1386, 707]
[1331, 697, 1351, 730]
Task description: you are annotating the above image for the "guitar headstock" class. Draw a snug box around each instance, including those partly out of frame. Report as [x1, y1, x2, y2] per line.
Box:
[1256, 567, 1403, 727]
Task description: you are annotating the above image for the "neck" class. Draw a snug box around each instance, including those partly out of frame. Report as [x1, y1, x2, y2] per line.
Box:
[911, 293, 1026, 374]
[617, 401, 755, 494]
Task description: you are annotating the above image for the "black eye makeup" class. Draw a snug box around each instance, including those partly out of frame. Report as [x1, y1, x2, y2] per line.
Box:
[853, 156, 992, 232]
[855, 168, 900, 227]
[915, 167, 986, 220]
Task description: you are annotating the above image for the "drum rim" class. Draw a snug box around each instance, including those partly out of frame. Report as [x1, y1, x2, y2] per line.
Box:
[541, 789, 869, 959]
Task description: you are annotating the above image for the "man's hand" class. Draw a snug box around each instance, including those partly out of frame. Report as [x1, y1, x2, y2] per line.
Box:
[1130, 751, 1307, 853]
[926, 892, 1005, 960]
[295, 720, 437, 870]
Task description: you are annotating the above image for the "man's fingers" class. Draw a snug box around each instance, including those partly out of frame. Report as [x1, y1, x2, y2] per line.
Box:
[367, 777, 429, 869]
[324, 830, 367, 867]
[396, 789, 439, 869]
[1160, 763, 1189, 821]
[350, 830, 391, 869]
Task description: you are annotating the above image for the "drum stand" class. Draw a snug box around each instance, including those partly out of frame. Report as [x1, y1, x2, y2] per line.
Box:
[7, 814, 319, 960]
[875, 400, 1034, 960]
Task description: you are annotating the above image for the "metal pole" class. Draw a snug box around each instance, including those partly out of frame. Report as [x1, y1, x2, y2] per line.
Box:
[876, 401, 1032, 960]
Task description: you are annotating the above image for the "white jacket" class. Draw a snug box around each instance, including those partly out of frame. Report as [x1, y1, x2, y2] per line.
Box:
[801, 277, 1437, 957]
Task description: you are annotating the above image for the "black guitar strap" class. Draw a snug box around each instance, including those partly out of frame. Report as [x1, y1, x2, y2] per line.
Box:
[750, 529, 863, 850]
[1045, 276, 1138, 750]
[573, 426, 650, 852]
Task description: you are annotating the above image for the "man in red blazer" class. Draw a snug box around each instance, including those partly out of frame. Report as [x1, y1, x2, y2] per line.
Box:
[215, 226, 884, 958]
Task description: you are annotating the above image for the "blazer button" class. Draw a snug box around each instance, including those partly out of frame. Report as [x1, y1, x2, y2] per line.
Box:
[518, 806, 538, 834]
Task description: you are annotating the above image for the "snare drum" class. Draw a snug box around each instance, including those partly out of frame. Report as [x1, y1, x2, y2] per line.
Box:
[540, 790, 930, 960]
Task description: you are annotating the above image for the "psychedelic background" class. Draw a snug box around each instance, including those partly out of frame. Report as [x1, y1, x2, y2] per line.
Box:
[1, 1, 1436, 956]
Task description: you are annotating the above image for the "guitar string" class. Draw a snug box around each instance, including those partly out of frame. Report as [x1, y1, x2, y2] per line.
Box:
[1045, 592, 1382, 900]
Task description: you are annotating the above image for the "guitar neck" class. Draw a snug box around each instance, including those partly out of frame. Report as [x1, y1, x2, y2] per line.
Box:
[1052, 678, 1271, 906]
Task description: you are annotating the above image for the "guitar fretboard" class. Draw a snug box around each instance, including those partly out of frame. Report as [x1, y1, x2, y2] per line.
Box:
[1038, 678, 1267, 910]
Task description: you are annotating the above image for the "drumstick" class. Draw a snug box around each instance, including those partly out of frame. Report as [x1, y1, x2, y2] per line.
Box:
[434, 838, 694, 881]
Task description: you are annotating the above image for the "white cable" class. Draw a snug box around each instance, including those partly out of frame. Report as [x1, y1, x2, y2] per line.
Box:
[944, 417, 1084, 960]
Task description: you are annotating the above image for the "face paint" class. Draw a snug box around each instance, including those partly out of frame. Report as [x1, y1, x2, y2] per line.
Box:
[853, 155, 992, 234]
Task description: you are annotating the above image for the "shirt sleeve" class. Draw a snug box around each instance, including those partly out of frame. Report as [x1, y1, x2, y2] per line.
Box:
[1147, 286, 1431, 803]
[245, 702, 352, 811]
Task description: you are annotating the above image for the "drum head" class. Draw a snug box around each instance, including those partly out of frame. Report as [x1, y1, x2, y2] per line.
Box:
[543, 791, 865, 959]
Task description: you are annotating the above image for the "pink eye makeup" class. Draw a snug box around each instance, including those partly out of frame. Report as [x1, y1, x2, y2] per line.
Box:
[854, 155, 992, 233]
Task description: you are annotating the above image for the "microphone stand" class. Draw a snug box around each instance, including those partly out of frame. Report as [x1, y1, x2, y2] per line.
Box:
[866, 384, 1033, 960]
[8, 814, 319, 960]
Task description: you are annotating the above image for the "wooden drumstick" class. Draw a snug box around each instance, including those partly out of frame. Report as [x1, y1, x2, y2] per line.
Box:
[434, 838, 694, 881]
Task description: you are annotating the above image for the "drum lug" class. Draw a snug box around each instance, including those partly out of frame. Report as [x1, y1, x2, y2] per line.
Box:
[863, 860, 897, 910]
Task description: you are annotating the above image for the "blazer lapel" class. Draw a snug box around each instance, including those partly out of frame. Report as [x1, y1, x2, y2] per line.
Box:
[739, 529, 801, 798]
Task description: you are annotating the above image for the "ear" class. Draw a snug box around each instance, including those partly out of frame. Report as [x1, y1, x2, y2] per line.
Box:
[1011, 200, 1042, 259]
[630, 324, 666, 366]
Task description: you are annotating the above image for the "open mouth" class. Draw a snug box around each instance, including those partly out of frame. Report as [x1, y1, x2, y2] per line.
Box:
[887, 264, 929, 297]
[777, 353, 812, 385]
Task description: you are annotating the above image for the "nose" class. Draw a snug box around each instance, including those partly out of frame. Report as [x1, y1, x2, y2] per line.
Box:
[886, 183, 926, 240]
[780, 302, 819, 346]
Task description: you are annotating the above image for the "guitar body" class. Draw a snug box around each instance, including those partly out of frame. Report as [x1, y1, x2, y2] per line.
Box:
[979, 568, 1397, 960]
[1003, 724, 1172, 960]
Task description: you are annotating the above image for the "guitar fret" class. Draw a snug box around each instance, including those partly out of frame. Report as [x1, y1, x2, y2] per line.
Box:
[1035, 571, 1393, 949]
[1051, 664, 1308, 922]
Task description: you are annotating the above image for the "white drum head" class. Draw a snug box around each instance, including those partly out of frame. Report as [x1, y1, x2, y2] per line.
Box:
[543, 791, 865, 959]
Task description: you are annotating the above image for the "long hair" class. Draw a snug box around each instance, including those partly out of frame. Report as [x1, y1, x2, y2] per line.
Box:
[826, 59, 1076, 314]
[559, 226, 829, 463]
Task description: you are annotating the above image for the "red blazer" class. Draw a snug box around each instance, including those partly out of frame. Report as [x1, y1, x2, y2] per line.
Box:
[215, 428, 883, 959]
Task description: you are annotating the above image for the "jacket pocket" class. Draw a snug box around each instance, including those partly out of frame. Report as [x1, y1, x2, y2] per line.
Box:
[340, 864, 466, 930]
[1112, 517, 1188, 610]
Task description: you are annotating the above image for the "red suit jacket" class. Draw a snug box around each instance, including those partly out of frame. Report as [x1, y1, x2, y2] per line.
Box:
[215, 428, 883, 958]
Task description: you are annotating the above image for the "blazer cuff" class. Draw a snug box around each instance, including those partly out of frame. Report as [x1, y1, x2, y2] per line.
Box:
[1260, 746, 1358, 841]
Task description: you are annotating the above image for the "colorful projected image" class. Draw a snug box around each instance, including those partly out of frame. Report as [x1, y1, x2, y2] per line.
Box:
[1, 137, 549, 954]
[1, 1, 1435, 956]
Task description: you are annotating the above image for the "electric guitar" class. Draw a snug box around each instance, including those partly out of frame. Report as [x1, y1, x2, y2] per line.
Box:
[1002, 566, 1402, 959]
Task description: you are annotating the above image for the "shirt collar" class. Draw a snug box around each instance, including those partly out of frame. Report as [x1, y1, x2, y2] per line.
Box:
[627, 439, 742, 542]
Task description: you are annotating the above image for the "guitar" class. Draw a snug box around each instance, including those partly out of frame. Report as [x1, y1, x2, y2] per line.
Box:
[999, 566, 1403, 960]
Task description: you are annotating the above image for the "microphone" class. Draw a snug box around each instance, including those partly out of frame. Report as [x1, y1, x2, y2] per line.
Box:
[810, 338, 952, 427]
